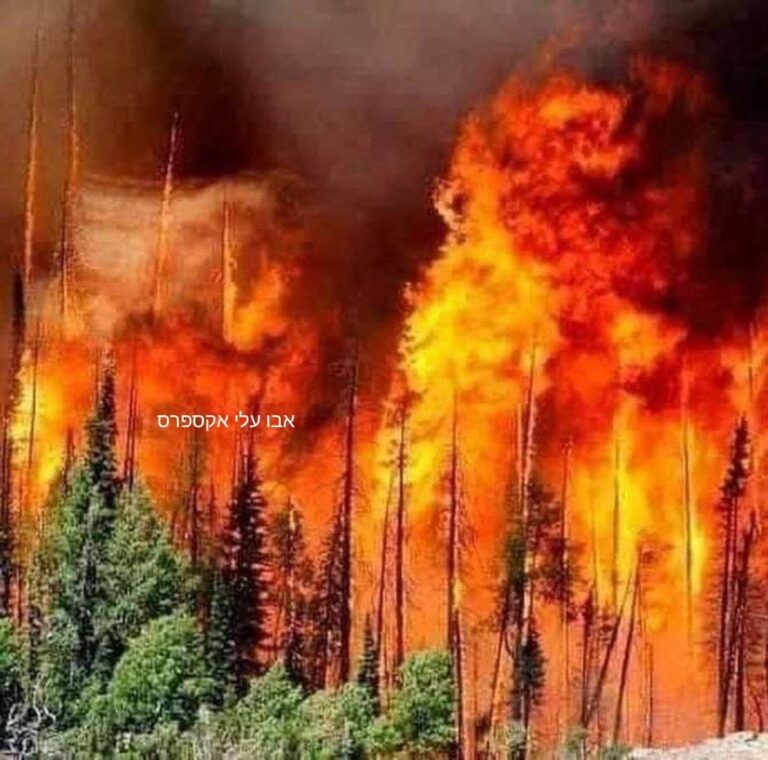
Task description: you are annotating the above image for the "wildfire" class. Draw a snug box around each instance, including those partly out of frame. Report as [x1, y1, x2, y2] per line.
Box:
[7, 43, 767, 749]
[372, 54, 755, 742]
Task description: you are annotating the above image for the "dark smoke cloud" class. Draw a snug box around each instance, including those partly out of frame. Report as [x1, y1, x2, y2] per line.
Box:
[2, 0, 768, 395]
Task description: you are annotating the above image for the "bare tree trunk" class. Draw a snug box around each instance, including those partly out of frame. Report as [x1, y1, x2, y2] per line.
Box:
[123, 349, 139, 491]
[511, 347, 537, 731]
[220, 193, 236, 341]
[338, 346, 358, 683]
[60, 0, 79, 330]
[152, 109, 180, 317]
[453, 608, 466, 759]
[447, 403, 460, 652]
[681, 405, 694, 649]
[584, 573, 634, 728]
[645, 642, 655, 747]
[611, 433, 621, 613]
[560, 439, 572, 737]
[375, 474, 392, 682]
[733, 516, 756, 731]
[718, 493, 739, 736]
[447, 405, 463, 758]
[487, 411, 521, 748]
[579, 587, 595, 730]
[394, 403, 407, 671]
[25, 320, 41, 503]
[613, 563, 640, 745]
[22, 1, 42, 291]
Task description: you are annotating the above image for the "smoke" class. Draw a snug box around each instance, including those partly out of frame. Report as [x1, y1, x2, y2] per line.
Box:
[1, 0, 768, 396]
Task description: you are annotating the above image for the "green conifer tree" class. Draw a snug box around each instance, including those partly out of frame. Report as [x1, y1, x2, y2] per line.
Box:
[204, 565, 236, 703]
[95, 486, 189, 679]
[43, 355, 119, 720]
[357, 614, 380, 713]
[220, 441, 269, 695]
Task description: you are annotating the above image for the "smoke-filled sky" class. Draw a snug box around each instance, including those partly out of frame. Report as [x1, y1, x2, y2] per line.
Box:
[2, 0, 768, 398]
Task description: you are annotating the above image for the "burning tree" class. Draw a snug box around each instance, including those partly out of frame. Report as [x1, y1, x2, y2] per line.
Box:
[268, 498, 315, 688]
[712, 416, 762, 736]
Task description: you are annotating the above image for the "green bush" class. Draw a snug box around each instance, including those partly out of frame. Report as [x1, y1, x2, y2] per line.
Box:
[367, 650, 456, 756]
[0, 618, 22, 738]
[101, 612, 214, 735]
[600, 744, 631, 760]
[222, 662, 304, 756]
[299, 682, 374, 758]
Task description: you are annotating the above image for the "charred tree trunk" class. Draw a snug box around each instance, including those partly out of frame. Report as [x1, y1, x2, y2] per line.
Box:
[447, 405, 463, 757]
[122, 350, 139, 492]
[338, 346, 358, 684]
[453, 607, 466, 760]
[510, 347, 537, 735]
[394, 402, 407, 672]
[23, 1, 42, 291]
[613, 561, 640, 745]
[487, 411, 522, 747]
[584, 572, 633, 729]
[152, 110, 180, 317]
[560, 438, 572, 734]
[447, 405, 460, 652]
[718, 494, 737, 735]
[375, 471, 392, 698]
[717, 418, 750, 737]
[733, 514, 756, 732]
[681, 409, 694, 648]
[59, 0, 79, 330]
[611, 434, 621, 613]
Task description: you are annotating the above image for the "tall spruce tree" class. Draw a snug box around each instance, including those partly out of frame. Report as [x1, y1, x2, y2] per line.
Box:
[205, 565, 236, 702]
[43, 354, 119, 719]
[95, 485, 188, 679]
[313, 515, 344, 689]
[220, 439, 269, 695]
[357, 614, 380, 713]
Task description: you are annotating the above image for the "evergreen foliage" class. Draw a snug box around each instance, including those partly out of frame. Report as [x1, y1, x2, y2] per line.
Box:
[220, 443, 270, 695]
[0, 617, 22, 736]
[42, 358, 120, 721]
[356, 614, 379, 714]
[227, 661, 305, 755]
[368, 650, 456, 755]
[299, 682, 374, 759]
[96, 486, 189, 678]
[8, 358, 467, 758]
[99, 612, 214, 734]
[204, 565, 236, 703]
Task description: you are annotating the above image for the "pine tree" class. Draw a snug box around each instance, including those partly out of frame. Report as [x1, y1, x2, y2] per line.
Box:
[220, 439, 269, 695]
[204, 565, 236, 703]
[43, 355, 119, 719]
[357, 614, 380, 713]
[94, 485, 188, 679]
[312, 516, 344, 690]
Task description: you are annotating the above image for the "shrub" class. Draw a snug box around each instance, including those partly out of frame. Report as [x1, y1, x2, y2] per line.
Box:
[102, 612, 214, 735]
[299, 682, 374, 758]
